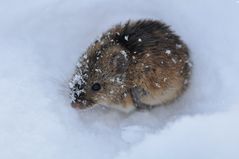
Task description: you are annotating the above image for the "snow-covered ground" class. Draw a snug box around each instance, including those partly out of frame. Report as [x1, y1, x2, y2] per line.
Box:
[0, 0, 239, 158]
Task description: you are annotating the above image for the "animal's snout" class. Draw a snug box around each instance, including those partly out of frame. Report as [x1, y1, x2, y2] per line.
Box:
[71, 102, 81, 108]
[74, 92, 85, 100]
[72, 92, 88, 108]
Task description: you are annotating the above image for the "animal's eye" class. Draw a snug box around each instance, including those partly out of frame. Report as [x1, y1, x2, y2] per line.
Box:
[91, 83, 101, 91]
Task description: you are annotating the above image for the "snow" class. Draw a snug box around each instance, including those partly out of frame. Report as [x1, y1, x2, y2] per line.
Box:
[165, 49, 171, 54]
[116, 106, 239, 159]
[120, 50, 128, 59]
[176, 44, 182, 49]
[171, 58, 177, 64]
[0, 0, 239, 159]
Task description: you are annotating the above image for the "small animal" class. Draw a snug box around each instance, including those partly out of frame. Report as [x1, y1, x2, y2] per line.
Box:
[69, 19, 192, 113]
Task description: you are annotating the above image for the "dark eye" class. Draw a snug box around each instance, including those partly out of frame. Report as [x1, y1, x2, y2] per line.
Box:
[91, 83, 101, 91]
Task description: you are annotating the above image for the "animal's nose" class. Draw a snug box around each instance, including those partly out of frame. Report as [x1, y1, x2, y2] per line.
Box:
[74, 92, 85, 100]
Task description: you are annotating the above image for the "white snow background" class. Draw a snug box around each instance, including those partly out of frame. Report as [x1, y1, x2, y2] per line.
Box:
[0, 0, 239, 159]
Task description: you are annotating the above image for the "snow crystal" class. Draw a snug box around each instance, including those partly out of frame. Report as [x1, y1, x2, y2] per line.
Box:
[83, 54, 88, 59]
[69, 82, 74, 89]
[120, 84, 126, 88]
[100, 41, 104, 45]
[95, 69, 102, 73]
[155, 82, 161, 88]
[76, 62, 81, 68]
[123, 93, 128, 97]
[138, 38, 142, 42]
[96, 50, 102, 54]
[72, 74, 83, 84]
[165, 50, 171, 54]
[110, 90, 114, 94]
[171, 58, 177, 64]
[116, 77, 123, 84]
[120, 50, 128, 59]
[110, 78, 115, 82]
[176, 44, 182, 49]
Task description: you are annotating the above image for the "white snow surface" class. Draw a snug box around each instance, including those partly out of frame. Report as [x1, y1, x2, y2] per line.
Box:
[0, 0, 239, 159]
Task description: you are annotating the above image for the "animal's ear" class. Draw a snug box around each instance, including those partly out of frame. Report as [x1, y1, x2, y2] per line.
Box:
[110, 51, 129, 74]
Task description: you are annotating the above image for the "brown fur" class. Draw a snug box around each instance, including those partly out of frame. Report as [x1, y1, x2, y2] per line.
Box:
[69, 19, 192, 112]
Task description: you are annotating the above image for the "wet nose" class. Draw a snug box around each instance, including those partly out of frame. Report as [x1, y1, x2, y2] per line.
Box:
[74, 92, 85, 100]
